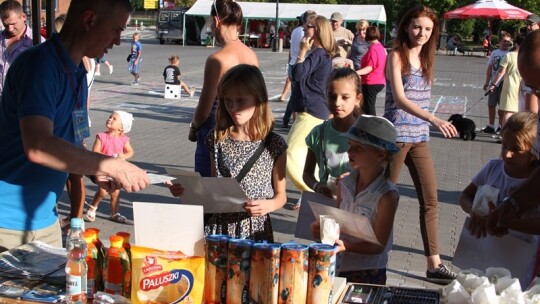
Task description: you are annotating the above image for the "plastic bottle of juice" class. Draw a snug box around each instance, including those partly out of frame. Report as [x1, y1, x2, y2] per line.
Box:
[85, 228, 105, 291]
[83, 230, 102, 299]
[103, 235, 131, 298]
[65, 218, 87, 304]
[115, 231, 132, 296]
[115, 231, 131, 261]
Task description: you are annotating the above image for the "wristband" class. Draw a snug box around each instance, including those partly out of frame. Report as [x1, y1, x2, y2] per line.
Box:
[502, 196, 520, 214]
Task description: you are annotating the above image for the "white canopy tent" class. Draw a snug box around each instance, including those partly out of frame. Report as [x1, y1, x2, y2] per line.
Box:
[182, 0, 387, 45]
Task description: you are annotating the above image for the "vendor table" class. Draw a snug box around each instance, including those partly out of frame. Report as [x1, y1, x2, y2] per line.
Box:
[337, 283, 442, 304]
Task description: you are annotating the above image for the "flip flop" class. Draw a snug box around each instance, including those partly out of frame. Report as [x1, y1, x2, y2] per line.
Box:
[111, 213, 128, 224]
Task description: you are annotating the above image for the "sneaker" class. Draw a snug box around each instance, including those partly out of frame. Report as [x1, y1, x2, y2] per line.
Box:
[495, 127, 501, 135]
[426, 264, 457, 284]
[131, 81, 139, 86]
[95, 70, 101, 76]
[481, 125, 495, 134]
[109, 65, 114, 74]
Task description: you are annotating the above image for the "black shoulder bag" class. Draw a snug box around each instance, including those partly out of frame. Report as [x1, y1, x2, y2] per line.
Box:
[235, 135, 270, 183]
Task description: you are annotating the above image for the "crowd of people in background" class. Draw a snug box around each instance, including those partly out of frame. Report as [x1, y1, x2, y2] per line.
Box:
[2, 0, 540, 289]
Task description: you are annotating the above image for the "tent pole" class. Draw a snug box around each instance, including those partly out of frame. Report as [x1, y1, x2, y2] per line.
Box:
[182, 12, 186, 47]
[244, 18, 249, 45]
[383, 22, 386, 46]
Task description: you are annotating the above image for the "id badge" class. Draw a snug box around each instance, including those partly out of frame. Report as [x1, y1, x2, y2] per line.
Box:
[72, 109, 90, 142]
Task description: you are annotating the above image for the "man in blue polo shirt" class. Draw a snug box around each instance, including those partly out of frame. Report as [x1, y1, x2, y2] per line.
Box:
[0, 0, 149, 251]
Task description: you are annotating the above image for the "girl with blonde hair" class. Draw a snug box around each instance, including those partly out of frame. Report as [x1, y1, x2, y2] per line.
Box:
[348, 19, 370, 70]
[171, 65, 287, 241]
[286, 15, 337, 207]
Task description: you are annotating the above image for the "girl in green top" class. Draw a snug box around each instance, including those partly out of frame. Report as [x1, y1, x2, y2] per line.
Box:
[302, 68, 362, 201]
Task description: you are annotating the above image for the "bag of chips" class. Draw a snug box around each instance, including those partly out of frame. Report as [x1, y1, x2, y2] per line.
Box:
[131, 246, 204, 304]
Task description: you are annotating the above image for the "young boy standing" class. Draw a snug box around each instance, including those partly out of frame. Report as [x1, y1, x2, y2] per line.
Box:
[128, 32, 142, 85]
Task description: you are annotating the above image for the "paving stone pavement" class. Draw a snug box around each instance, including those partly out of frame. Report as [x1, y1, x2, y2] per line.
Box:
[58, 34, 502, 291]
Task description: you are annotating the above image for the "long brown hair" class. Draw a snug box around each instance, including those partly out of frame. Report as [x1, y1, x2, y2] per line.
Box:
[215, 64, 273, 142]
[394, 5, 439, 81]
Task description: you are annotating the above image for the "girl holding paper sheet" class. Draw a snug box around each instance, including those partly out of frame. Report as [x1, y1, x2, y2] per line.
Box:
[169, 65, 287, 242]
[458, 112, 540, 285]
[311, 115, 400, 285]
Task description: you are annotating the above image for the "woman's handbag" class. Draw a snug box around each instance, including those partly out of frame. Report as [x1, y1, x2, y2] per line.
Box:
[126, 54, 132, 62]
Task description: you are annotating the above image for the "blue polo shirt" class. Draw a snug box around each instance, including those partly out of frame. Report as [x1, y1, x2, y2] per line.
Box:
[0, 33, 88, 231]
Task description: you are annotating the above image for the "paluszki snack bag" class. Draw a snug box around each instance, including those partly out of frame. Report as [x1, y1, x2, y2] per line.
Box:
[131, 246, 204, 303]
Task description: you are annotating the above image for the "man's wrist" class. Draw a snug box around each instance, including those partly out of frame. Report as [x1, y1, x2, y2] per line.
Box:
[502, 196, 520, 214]
[190, 122, 199, 131]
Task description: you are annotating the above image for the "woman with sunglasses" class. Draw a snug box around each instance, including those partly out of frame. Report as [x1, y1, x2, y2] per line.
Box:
[287, 15, 337, 207]
[188, 0, 259, 177]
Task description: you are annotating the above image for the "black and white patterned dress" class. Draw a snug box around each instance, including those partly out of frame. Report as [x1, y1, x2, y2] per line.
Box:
[205, 131, 287, 242]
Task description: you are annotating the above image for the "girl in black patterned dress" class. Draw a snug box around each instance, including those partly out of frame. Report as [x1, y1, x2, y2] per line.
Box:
[169, 64, 287, 242]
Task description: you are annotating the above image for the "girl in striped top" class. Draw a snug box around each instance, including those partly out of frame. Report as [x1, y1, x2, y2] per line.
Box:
[383, 5, 459, 284]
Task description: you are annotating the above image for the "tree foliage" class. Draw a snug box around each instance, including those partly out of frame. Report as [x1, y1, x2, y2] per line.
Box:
[133, 0, 540, 41]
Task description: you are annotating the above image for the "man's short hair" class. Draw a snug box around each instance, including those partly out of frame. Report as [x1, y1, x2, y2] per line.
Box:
[527, 14, 540, 25]
[302, 10, 316, 24]
[66, 0, 132, 20]
[0, 0, 23, 21]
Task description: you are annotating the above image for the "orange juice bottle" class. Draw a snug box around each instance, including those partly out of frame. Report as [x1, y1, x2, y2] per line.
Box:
[83, 230, 101, 299]
[103, 235, 131, 298]
[85, 228, 105, 291]
[115, 231, 132, 261]
[115, 231, 132, 296]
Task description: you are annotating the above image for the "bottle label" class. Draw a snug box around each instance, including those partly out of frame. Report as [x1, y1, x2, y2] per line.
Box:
[105, 282, 122, 295]
[66, 274, 82, 295]
[86, 279, 95, 299]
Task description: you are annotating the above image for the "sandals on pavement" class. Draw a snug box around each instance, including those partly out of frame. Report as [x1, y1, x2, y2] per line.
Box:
[111, 213, 128, 224]
[60, 217, 71, 235]
[84, 202, 97, 222]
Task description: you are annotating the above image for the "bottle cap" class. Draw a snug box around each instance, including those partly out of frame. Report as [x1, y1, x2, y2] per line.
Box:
[83, 230, 96, 243]
[116, 231, 131, 243]
[70, 217, 83, 229]
[86, 227, 101, 236]
[110, 235, 124, 248]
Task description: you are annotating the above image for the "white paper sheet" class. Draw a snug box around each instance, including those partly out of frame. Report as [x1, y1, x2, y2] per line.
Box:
[170, 176, 247, 213]
[164, 167, 201, 177]
[308, 201, 381, 246]
[133, 202, 204, 256]
[294, 191, 338, 240]
[146, 172, 176, 184]
[453, 217, 537, 286]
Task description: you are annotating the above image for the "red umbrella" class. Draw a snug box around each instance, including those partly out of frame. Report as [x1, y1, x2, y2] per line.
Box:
[443, 0, 532, 20]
